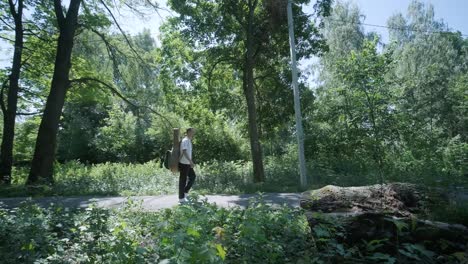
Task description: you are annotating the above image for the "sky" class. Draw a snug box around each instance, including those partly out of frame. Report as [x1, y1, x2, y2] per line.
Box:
[333, 0, 468, 43]
[1, 0, 467, 69]
[118, 0, 468, 45]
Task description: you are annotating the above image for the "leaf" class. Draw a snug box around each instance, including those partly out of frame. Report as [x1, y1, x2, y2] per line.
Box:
[335, 243, 346, 256]
[187, 227, 200, 238]
[390, 218, 408, 233]
[411, 244, 435, 259]
[161, 237, 170, 246]
[21, 242, 35, 251]
[368, 253, 396, 264]
[398, 249, 421, 261]
[313, 226, 330, 238]
[366, 239, 387, 251]
[136, 246, 146, 255]
[452, 252, 466, 261]
[216, 243, 226, 260]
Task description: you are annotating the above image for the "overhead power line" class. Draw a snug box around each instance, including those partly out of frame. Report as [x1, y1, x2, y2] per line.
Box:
[325, 17, 468, 38]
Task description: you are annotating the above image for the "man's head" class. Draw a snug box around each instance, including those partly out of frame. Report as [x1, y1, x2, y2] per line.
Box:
[186, 127, 195, 138]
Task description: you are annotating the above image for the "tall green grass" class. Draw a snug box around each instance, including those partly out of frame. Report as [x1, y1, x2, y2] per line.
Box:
[1, 152, 466, 198]
[1, 161, 176, 197]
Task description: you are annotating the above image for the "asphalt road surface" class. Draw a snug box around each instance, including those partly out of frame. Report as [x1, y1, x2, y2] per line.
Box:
[0, 193, 302, 211]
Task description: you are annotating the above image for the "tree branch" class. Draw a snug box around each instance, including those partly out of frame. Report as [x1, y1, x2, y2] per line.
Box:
[71, 77, 134, 105]
[23, 28, 54, 42]
[254, 72, 275, 82]
[143, 0, 159, 9]
[86, 27, 135, 90]
[124, 2, 146, 17]
[53, 0, 66, 29]
[99, 0, 147, 65]
[252, 0, 259, 10]
[17, 111, 42, 116]
[0, 17, 15, 31]
[22, 62, 53, 79]
[18, 94, 42, 104]
[69, 77, 174, 128]
[143, 0, 173, 19]
[86, 27, 135, 60]
[8, 0, 18, 19]
[206, 56, 232, 91]
[225, 0, 245, 28]
[23, 20, 53, 34]
[0, 35, 15, 43]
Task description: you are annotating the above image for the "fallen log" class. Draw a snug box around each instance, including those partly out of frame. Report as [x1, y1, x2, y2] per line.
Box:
[301, 184, 468, 259]
[300, 183, 424, 216]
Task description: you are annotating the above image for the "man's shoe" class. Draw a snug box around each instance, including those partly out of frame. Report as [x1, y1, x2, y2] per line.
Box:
[179, 198, 188, 204]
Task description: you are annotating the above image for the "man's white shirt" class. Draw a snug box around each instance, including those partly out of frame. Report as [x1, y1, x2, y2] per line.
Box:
[179, 136, 192, 165]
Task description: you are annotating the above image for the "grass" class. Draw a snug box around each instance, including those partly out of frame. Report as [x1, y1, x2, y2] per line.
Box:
[1, 161, 177, 198]
[0, 158, 320, 198]
[1, 157, 466, 196]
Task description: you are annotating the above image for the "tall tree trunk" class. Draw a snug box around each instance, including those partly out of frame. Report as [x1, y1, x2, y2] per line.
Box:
[0, 0, 24, 185]
[244, 0, 265, 183]
[26, 0, 81, 185]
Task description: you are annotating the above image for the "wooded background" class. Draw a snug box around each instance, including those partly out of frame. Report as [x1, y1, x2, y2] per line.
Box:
[0, 0, 465, 188]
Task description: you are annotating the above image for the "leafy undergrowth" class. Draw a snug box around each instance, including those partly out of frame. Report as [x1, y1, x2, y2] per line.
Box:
[0, 196, 312, 264]
[0, 159, 309, 198]
[1, 196, 466, 264]
[425, 199, 468, 227]
[309, 212, 467, 264]
[0, 161, 177, 198]
[1, 159, 466, 199]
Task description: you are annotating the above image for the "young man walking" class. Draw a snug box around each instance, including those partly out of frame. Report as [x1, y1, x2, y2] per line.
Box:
[178, 127, 196, 204]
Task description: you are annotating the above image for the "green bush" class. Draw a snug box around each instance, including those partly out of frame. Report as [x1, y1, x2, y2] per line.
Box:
[441, 136, 467, 184]
[195, 160, 251, 194]
[3, 146, 466, 198]
[1, 161, 177, 197]
[53, 161, 177, 196]
[185, 105, 249, 163]
[0, 197, 314, 264]
[14, 116, 41, 163]
[1, 155, 368, 198]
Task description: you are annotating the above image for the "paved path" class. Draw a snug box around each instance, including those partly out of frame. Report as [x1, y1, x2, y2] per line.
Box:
[0, 193, 302, 211]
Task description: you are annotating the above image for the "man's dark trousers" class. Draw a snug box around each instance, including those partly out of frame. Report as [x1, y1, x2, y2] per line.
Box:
[179, 163, 196, 199]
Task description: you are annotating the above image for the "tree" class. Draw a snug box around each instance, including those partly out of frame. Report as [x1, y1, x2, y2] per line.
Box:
[335, 39, 394, 182]
[167, 0, 331, 182]
[26, 0, 168, 184]
[27, 0, 82, 184]
[308, 0, 467, 184]
[305, 1, 368, 179]
[318, 0, 365, 89]
[386, 0, 468, 178]
[57, 94, 109, 163]
[0, 0, 24, 185]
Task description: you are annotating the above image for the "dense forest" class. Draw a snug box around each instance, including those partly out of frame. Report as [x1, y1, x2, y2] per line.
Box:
[0, 0, 465, 188]
[0, 0, 466, 263]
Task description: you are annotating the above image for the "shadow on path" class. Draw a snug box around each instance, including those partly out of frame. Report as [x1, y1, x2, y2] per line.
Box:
[0, 193, 301, 211]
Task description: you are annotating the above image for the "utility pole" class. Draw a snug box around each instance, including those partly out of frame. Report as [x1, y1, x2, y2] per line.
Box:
[287, 0, 308, 189]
